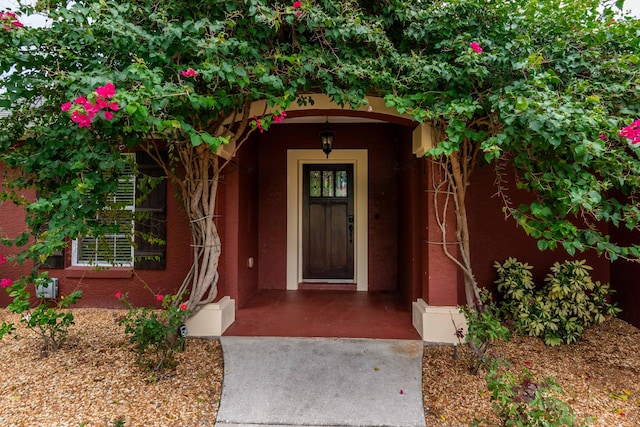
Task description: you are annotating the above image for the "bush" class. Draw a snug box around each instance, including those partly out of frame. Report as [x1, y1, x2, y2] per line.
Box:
[456, 289, 511, 375]
[116, 291, 191, 373]
[495, 258, 621, 345]
[2, 272, 82, 354]
[494, 257, 536, 335]
[485, 359, 590, 427]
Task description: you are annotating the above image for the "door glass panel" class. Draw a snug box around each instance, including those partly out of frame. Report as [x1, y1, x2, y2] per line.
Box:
[335, 170, 347, 197]
[310, 170, 321, 197]
[322, 171, 334, 197]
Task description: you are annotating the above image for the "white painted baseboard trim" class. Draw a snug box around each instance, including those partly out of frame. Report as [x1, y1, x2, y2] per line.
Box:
[185, 296, 235, 337]
[412, 299, 467, 344]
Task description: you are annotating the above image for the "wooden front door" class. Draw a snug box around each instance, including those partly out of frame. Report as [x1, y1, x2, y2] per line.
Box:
[302, 164, 355, 280]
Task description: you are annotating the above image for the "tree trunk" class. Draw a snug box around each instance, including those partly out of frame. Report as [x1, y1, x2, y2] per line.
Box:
[432, 146, 482, 309]
[174, 143, 220, 312]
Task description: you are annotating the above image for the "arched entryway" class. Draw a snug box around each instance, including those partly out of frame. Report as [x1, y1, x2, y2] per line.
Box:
[213, 94, 456, 339]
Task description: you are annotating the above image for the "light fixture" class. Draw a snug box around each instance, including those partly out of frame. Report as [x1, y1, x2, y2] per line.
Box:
[319, 120, 334, 158]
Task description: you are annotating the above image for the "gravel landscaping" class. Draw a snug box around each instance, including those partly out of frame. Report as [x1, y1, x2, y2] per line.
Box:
[1, 309, 638, 426]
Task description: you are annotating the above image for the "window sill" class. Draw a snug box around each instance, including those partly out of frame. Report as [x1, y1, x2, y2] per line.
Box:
[65, 267, 133, 279]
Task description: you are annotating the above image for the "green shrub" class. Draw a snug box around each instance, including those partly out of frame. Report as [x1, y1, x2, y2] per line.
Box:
[2, 272, 82, 354]
[456, 289, 511, 375]
[485, 359, 590, 427]
[116, 291, 191, 373]
[494, 257, 536, 335]
[495, 258, 621, 345]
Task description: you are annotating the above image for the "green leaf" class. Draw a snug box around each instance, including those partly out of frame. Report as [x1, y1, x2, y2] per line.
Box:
[529, 120, 543, 132]
[190, 133, 203, 147]
[515, 97, 529, 111]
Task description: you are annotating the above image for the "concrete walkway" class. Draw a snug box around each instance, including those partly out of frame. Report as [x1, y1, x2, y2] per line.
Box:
[216, 337, 426, 427]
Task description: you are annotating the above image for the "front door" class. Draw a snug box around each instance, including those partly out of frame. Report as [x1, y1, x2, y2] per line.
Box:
[302, 164, 354, 280]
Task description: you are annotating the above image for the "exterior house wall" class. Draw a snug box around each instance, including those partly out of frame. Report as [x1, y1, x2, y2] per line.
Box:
[611, 226, 640, 327]
[397, 128, 425, 308]
[466, 162, 610, 294]
[0, 164, 194, 308]
[221, 135, 260, 308]
[0, 123, 628, 330]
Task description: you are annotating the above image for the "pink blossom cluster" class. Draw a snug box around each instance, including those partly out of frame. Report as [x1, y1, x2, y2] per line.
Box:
[252, 112, 287, 133]
[181, 68, 198, 78]
[0, 253, 12, 289]
[292, 1, 302, 17]
[470, 41, 483, 53]
[619, 120, 640, 145]
[0, 11, 23, 30]
[272, 111, 287, 123]
[253, 115, 264, 133]
[61, 82, 119, 128]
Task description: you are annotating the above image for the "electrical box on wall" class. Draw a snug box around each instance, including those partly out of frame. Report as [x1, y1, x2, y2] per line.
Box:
[35, 278, 59, 299]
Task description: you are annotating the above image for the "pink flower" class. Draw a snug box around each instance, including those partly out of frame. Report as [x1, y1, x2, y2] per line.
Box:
[524, 361, 531, 366]
[71, 110, 92, 128]
[1, 278, 13, 288]
[399, 389, 404, 395]
[181, 68, 199, 78]
[619, 119, 640, 145]
[156, 294, 163, 302]
[95, 98, 108, 110]
[108, 102, 120, 111]
[470, 41, 483, 53]
[115, 291, 123, 299]
[598, 134, 607, 141]
[73, 96, 89, 106]
[180, 303, 187, 311]
[61, 102, 72, 112]
[292, 1, 302, 8]
[85, 105, 99, 119]
[103, 111, 114, 121]
[273, 112, 287, 123]
[95, 82, 116, 99]
[253, 115, 264, 133]
[0, 253, 7, 265]
[0, 11, 23, 30]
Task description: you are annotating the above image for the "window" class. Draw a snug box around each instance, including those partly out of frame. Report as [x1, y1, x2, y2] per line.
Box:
[71, 152, 167, 269]
[72, 158, 136, 267]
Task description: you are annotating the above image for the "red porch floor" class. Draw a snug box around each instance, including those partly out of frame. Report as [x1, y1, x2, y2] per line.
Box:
[223, 289, 422, 340]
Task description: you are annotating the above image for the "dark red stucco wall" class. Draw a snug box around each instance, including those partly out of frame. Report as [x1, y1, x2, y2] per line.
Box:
[0, 164, 193, 308]
[220, 134, 260, 308]
[466, 162, 610, 295]
[610, 225, 640, 327]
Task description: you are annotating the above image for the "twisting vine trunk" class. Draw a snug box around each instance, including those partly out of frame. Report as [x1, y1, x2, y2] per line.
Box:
[431, 130, 483, 309]
[142, 99, 258, 314]
[173, 143, 221, 311]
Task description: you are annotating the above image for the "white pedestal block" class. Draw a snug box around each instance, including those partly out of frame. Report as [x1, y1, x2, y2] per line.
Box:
[185, 296, 235, 337]
[412, 298, 467, 343]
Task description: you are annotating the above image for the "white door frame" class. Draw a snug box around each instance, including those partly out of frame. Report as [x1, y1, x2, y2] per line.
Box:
[286, 149, 368, 291]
